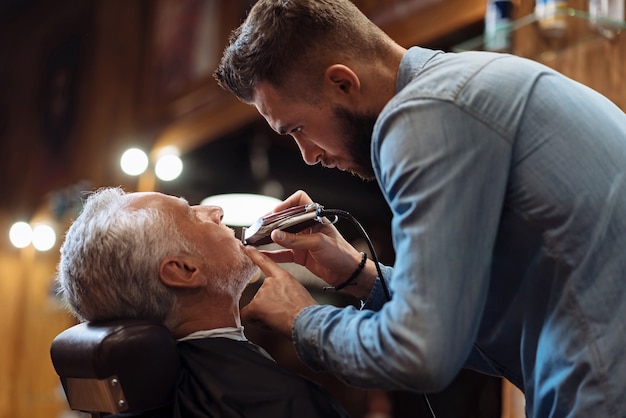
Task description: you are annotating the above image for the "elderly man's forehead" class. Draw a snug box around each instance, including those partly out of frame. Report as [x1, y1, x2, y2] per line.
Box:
[123, 192, 188, 211]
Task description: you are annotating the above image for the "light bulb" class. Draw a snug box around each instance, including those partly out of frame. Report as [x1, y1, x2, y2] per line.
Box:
[155, 154, 183, 181]
[120, 148, 149, 176]
[9, 221, 32, 248]
[32, 224, 56, 251]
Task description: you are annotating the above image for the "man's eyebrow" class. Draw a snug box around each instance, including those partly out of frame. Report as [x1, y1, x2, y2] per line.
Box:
[177, 197, 197, 218]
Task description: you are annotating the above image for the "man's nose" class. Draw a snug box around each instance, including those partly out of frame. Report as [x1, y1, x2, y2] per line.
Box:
[295, 139, 322, 166]
[209, 206, 224, 223]
[195, 205, 224, 223]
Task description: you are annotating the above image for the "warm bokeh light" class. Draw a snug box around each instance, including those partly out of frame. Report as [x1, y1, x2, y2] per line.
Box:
[32, 224, 56, 252]
[120, 148, 149, 176]
[154, 154, 183, 181]
[9, 221, 33, 248]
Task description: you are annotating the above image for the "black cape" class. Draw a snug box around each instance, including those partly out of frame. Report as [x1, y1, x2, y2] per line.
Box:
[173, 337, 350, 418]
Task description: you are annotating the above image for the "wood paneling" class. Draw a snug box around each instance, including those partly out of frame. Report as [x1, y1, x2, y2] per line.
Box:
[512, 0, 625, 110]
[1, 0, 623, 416]
[0, 1, 146, 416]
[372, 0, 486, 47]
[148, 0, 488, 158]
[0, 214, 76, 418]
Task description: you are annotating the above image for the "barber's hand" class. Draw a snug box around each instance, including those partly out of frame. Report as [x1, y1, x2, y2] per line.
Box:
[263, 190, 365, 288]
[270, 189, 316, 212]
[241, 246, 318, 339]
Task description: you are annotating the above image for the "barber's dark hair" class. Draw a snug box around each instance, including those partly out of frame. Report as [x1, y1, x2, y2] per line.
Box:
[56, 187, 196, 323]
[215, 0, 394, 103]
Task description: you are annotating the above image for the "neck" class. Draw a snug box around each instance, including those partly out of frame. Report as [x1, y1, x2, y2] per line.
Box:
[382, 44, 407, 101]
[166, 296, 242, 339]
[365, 43, 407, 112]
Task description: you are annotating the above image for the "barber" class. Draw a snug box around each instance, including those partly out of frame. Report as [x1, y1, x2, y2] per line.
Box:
[216, 0, 626, 416]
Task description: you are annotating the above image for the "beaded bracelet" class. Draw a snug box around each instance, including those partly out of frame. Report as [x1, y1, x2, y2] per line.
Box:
[323, 252, 367, 291]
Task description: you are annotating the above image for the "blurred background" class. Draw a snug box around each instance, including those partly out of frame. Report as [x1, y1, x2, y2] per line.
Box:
[0, 0, 623, 416]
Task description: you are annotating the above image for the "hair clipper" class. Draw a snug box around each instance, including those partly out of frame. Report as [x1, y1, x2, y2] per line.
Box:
[242, 203, 323, 246]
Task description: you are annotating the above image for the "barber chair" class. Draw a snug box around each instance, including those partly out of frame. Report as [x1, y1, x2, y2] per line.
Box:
[50, 320, 180, 417]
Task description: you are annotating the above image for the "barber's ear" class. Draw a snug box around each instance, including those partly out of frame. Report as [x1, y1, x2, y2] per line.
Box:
[159, 256, 206, 289]
[325, 64, 360, 97]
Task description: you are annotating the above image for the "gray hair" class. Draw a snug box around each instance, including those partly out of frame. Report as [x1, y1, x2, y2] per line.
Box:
[56, 187, 196, 323]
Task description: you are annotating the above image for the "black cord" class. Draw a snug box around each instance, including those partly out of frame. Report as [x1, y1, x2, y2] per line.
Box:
[423, 392, 437, 418]
[317, 208, 436, 418]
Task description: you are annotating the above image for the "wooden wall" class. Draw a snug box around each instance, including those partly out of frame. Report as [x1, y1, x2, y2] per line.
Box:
[513, 0, 625, 111]
[0, 0, 622, 416]
[0, 1, 147, 416]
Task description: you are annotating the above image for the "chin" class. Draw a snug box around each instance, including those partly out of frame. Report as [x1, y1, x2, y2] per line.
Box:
[350, 166, 376, 181]
[241, 257, 260, 280]
[246, 267, 263, 284]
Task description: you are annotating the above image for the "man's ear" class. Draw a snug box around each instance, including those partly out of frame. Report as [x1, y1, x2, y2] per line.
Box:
[324, 64, 361, 99]
[159, 256, 206, 289]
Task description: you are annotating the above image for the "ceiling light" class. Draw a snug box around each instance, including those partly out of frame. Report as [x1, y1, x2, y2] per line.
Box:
[155, 154, 183, 181]
[32, 224, 56, 252]
[120, 148, 149, 176]
[9, 221, 32, 248]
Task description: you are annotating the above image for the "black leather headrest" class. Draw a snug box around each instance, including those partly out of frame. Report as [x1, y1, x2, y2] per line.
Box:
[50, 319, 179, 413]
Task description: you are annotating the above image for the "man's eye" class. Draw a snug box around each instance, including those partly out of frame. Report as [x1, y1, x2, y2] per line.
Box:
[189, 209, 201, 221]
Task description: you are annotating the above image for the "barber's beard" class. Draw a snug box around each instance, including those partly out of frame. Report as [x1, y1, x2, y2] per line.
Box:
[332, 106, 377, 181]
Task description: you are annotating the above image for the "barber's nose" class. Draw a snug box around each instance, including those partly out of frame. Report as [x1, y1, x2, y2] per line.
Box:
[295, 139, 322, 166]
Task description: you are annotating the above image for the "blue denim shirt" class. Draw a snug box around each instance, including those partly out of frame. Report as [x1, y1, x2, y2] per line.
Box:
[293, 47, 626, 417]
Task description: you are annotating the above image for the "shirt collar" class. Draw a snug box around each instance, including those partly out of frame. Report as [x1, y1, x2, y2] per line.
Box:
[396, 46, 444, 93]
[178, 326, 246, 342]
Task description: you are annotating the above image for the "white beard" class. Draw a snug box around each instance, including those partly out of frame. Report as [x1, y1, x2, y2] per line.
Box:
[212, 252, 259, 297]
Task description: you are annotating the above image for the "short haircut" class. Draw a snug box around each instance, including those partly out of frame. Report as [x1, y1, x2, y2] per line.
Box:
[215, 0, 394, 103]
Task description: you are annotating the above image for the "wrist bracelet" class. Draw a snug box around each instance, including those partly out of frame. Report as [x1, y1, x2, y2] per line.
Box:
[323, 252, 367, 292]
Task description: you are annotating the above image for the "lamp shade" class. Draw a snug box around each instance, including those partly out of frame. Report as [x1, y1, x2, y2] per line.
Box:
[200, 193, 282, 227]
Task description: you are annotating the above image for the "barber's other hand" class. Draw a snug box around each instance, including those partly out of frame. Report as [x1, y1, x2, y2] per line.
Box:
[241, 246, 318, 339]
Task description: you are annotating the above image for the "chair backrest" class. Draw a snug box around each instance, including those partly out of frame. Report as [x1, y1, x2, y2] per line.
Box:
[50, 319, 180, 417]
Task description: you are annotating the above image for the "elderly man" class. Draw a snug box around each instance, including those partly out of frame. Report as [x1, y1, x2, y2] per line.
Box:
[56, 187, 349, 418]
